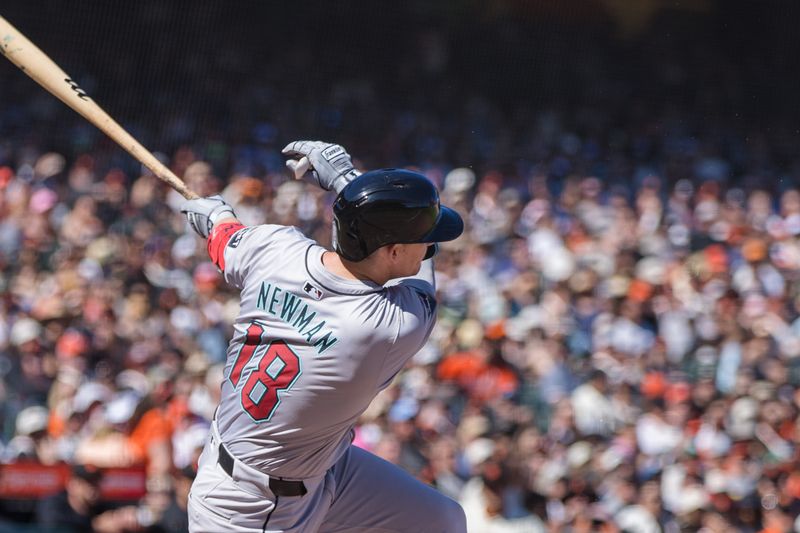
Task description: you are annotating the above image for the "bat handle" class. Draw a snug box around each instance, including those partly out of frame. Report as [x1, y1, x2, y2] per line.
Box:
[157, 171, 199, 199]
[167, 176, 199, 200]
[288, 156, 312, 180]
[128, 143, 199, 199]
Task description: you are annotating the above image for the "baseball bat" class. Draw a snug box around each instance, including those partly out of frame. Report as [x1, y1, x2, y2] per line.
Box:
[289, 157, 312, 180]
[0, 15, 198, 199]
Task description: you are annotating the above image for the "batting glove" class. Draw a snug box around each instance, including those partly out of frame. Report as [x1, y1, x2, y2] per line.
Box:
[180, 195, 237, 238]
[282, 140, 361, 193]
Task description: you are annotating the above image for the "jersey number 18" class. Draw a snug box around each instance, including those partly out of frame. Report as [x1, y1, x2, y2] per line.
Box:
[228, 323, 301, 422]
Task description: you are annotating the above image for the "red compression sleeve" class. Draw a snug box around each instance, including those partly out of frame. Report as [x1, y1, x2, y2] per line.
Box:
[207, 222, 246, 271]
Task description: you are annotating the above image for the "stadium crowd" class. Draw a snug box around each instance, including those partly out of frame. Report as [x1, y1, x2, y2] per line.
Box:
[1, 2, 800, 532]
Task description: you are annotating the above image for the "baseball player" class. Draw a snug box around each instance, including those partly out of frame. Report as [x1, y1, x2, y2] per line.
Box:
[180, 140, 467, 532]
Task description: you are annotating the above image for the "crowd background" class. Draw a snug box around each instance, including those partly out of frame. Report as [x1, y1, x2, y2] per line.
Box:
[1, 1, 800, 531]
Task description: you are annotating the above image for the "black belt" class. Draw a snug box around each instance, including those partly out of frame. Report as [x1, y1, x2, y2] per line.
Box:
[218, 443, 307, 497]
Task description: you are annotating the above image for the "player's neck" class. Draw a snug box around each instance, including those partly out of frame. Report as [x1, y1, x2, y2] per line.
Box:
[322, 251, 389, 286]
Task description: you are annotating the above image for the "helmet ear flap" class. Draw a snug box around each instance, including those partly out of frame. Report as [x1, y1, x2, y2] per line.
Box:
[333, 215, 368, 261]
[423, 244, 438, 260]
[346, 217, 367, 260]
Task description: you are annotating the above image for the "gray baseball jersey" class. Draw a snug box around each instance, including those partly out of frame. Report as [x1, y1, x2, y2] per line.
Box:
[214, 224, 436, 479]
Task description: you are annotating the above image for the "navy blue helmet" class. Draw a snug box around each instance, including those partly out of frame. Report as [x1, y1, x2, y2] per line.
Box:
[332, 169, 464, 261]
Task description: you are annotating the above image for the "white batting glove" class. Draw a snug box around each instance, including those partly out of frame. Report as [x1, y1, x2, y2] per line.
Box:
[180, 195, 236, 238]
[282, 140, 361, 193]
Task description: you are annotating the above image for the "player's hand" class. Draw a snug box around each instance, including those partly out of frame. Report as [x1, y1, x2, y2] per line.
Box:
[282, 140, 361, 193]
[180, 194, 237, 238]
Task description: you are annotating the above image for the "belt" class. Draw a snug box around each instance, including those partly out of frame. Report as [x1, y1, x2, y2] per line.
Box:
[218, 443, 307, 497]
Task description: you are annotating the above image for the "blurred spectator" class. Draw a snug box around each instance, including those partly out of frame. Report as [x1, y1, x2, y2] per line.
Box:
[460, 459, 545, 533]
[147, 466, 194, 533]
[35, 464, 141, 533]
[35, 464, 98, 532]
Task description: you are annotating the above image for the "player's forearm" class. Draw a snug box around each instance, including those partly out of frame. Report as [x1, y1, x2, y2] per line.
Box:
[213, 216, 241, 229]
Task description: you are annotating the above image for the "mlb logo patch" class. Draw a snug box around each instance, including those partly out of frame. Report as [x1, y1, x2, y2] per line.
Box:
[303, 282, 324, 300]
[228, 228, 251, 248]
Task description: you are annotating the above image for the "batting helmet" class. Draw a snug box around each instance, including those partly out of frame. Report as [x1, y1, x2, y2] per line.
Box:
[333, 169, 464, 261]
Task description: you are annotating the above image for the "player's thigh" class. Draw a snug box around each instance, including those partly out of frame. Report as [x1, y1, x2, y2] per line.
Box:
[320, 445, 466, 533]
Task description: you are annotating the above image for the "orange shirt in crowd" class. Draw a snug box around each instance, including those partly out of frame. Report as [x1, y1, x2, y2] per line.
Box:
[128, 407, 173, 463]
[437, 351, 518, 402]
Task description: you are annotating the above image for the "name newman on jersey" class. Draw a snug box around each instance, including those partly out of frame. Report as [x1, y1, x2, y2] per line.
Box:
[256, 281, 338, 354]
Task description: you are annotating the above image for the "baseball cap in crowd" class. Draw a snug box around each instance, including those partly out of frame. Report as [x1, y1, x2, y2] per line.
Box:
[484, 320, 505, 341]
[115, 369, 151, 397]
[664, 381, 691, 405]
[388, 397, 419, 423]
[749, 380, 776, 402]
[566, 441, 592, 469]
[105, 393, 140, 425]
[615, 505, 661, 533]
[273, 181, 304, 217]
[148, 364, 177, 391]
[171, 307, 201, 335]
[33, 152, 66, 179]
[85, 237, 118, 265]
[598, 446, 625, 472]
[172, 234, 198, 263]
[640, 372, 667, 399]
[73, 382, 112, 414]
[673, 485, 709, 515]
[76, 257, 103, 283]
[183, 351, 211, 375]
[443, 168, 475, 195]
[741, 237, 768, 263]
[727, 396, 759, 440]
[0, 166, 13, 187]
[455, 319, 484, 350]
[704, 244, 729, 274]
[72, 464, 103, 485]
[456, 413, 490, 443]
[29, 188, 58, 214]
[504, 305, 544, 341]
[173, 422, 212, 468]
[187, 386, 216, 420]
[237, 177, 263, 199]
[15, 406, 49, 436]
[635, 256, 668, 285]
[10, 318, 42, 347]
[193, 262, 221, 289]
[627, 279, 653, 303]
[56, 329, 90, 359]
[56, 366, 83, 390]
[184, 161, 213, 182]
[463, 438, 495, 468]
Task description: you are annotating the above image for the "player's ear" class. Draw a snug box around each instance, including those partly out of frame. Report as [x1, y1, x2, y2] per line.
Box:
[385, 244, 401, 261]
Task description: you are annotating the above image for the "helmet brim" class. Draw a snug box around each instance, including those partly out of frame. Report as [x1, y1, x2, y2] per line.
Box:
[420, 206, 463, 244]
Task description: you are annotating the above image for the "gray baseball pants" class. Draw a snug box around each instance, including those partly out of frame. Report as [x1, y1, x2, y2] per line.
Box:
[188, 422, 466, 532]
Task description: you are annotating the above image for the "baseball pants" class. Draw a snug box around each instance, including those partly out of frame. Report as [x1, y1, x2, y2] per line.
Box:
[188, 422, 466, 533]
